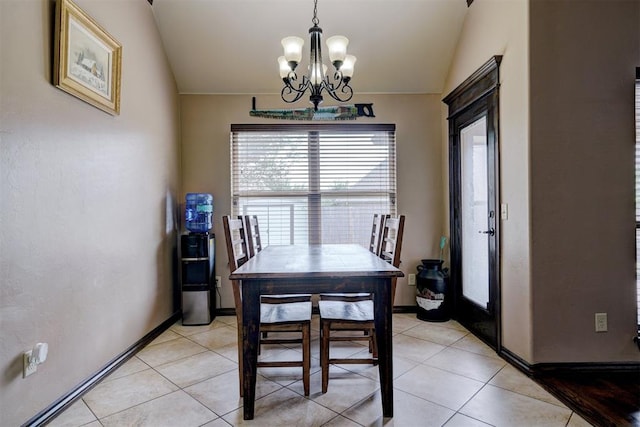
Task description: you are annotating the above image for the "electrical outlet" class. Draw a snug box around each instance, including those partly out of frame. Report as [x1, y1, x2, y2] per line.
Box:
[408, 274, 416, 286]
[215, 276, 221, 288]
[23, 350, 37, 378]
[595, 312, 608, 332]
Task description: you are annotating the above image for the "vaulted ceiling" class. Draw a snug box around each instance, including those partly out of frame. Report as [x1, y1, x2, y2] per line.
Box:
[151, 0, 469, 95]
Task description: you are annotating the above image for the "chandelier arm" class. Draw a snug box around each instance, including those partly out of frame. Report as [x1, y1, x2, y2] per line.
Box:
[320, 71, 353, 103]
[324, 82, 353, 103]
[339, 83, 354, 100]
[281, 77, 312, 103]
[319, 72, 338, 93]
[284, 75, 311, 94]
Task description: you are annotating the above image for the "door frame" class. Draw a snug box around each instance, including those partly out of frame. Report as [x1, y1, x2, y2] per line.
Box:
[443, 56, 502, 351]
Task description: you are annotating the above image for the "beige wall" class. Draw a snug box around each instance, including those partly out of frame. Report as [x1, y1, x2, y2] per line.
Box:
[529, 0, 640, 363]
[180, 93, 444, 309]
[445, 0, 640, 364]
[2, 2, 637, 423]
[442, 0, 532, 360]
[0, 1, 180, 425]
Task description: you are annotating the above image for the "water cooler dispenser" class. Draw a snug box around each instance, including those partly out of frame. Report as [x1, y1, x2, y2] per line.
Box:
[180, 193, 215, 325]
[181, 233, 215, 325]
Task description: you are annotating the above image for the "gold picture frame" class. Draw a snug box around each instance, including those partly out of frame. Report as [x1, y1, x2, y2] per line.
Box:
[54, 0, 122, 115]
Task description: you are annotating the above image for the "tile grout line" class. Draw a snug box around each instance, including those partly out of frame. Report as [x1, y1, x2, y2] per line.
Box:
[57, 315, 587, 427]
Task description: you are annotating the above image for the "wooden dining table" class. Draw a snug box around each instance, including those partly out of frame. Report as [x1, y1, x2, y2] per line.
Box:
[229, 244, 404, 420]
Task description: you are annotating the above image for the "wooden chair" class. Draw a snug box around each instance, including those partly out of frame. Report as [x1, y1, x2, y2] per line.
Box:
[222, 215, 312, 396]
[318, 215, 405, 393]
[319, 213, 389, 361]
[244, 214, 308, 341]
[318, 213, 388, 362]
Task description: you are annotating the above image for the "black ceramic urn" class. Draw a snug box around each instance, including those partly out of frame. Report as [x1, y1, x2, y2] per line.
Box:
[415, 259, 450, 322]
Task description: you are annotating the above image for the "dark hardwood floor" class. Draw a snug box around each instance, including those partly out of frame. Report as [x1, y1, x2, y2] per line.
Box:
[535, 370, 640, 427]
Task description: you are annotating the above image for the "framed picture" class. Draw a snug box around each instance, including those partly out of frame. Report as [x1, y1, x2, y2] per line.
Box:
[54, 0, 122, 115]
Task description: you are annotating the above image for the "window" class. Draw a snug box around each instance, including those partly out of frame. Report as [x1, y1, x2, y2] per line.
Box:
[231, 124, 396, 247]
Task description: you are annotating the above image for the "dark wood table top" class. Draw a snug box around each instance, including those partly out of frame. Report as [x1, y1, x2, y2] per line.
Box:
[230, 244, 404, 280]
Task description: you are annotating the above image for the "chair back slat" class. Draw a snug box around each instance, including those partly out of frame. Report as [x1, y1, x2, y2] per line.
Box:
[369, 214, 389, 255]
[223, 215, 249, 271]
[380, 215, 404, 268]
[222, 215, 248, 327]
[380, 215, 405, 305]
[244, 215, 263, 258]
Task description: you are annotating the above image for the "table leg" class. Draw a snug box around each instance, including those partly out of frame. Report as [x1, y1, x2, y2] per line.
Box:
[374, 278, 394, 417]
[242, 280, 260, 420]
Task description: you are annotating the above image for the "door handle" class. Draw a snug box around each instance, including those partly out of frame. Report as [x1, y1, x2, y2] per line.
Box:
[479, 228, 495, 236]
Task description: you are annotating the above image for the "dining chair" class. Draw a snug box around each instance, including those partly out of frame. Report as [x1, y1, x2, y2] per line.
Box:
[319, 213, 388, 359]
[243, 214, 308, 342]
[318, 213, 387, 359]
[222, 215, 312, 396]
[318, 214, 405, 393]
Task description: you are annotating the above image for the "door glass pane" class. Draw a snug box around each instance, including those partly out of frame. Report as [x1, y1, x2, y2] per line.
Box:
[461, 116, 489, 308]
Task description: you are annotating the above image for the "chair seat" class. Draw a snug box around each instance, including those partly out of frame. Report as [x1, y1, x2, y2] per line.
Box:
[318, 299, 374, 323]
[318, 293, 371, 302]
[260, 301, 312, 324]
[261, 294, 312, 304]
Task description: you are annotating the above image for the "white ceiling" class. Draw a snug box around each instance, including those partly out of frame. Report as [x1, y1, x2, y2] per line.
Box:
[151, 0, 469, 96]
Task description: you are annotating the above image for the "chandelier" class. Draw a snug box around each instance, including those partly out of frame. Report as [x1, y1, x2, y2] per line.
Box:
[278, 0, 356, 111]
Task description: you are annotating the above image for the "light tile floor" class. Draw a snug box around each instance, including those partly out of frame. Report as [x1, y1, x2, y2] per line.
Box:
[49, 314, 594, 427]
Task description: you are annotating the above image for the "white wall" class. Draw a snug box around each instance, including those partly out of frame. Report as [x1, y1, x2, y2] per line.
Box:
[179, 93, 445, 309]
[442, 0, 532, 360]
[0, 1, 181, 424]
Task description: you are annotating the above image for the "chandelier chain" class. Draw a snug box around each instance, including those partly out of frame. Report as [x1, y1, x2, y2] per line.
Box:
[312, 0, 319, 26]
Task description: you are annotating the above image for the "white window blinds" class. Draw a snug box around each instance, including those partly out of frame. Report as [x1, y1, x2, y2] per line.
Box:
[231, 124, 396, 247]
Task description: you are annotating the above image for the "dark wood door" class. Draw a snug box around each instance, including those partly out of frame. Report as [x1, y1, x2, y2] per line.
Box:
[444, 57, 501, 350]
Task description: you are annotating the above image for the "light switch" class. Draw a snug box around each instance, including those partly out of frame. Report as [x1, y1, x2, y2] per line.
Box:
[500, 203, 508, 220]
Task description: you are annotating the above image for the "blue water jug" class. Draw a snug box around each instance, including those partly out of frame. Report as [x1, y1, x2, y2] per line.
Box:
[185, 193, 213, 233]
